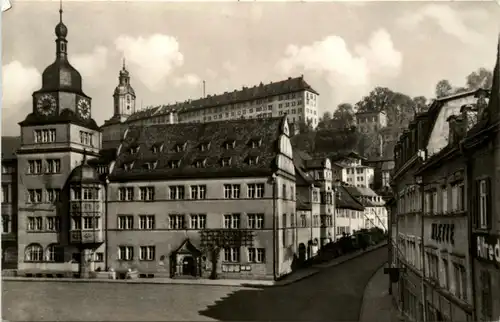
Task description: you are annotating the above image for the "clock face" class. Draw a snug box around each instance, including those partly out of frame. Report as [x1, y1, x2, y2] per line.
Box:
[77, 99, 91, 119]
[36, 94, 57, 116]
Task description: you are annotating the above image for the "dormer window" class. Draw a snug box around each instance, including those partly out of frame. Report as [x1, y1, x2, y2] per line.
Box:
[199, 142, 211, 152]
[223, 140, 236, 150]
[193, 159, 207, 168]
[221, 157, 232, 167]
[143, 161, 157, 170]
[123, 162, 134, 171]
[168, 160, 181, 169]
[129, 146, 139, 154]
[247, 156, 259, 165]
[249, 139, 262, 148]
[174, 143, 187, 152]
[152, 143, 163, 153]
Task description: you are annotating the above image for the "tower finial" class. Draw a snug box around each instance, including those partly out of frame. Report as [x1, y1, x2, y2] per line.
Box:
[123, 57, 126, 70]
[59, 0, 63, 22]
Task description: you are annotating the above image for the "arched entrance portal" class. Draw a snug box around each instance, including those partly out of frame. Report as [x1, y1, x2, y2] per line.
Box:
[170, 238, 202, 278]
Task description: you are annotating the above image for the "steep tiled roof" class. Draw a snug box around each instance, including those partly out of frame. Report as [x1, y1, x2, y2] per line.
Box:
[336, 185, 364, 211]
[109, 117, 287, 181]
[292, 148, 315, 186]
[344, 186, 385, 207]
[1, 136, 21, 160]
[127, 76, 318, 123]
[87, 148, 117, 166]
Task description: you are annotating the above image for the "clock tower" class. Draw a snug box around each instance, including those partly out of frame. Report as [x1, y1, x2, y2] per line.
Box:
[113, 59, 136, 120]
[16, 3, 104, 274]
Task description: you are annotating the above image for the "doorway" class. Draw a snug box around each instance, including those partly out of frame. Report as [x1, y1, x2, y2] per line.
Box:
[298, 243, 306, 262]
[182, 256, 196, 276]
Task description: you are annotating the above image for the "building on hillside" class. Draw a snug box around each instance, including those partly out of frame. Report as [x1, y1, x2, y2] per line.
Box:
[331, 151, 375, 188]
[355, 110, 388, 133]
[390, 85, 494, 321]
[343, 186, 388, 232]
[1, 137, 20, 269]
[293, 150, 335, 254]
[102, 74, 321, 142]
[364, 156, 395, 198]
[334, 184, 365, 239]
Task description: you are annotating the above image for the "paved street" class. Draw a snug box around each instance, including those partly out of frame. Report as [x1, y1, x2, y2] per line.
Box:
[2, 247, 387, 321]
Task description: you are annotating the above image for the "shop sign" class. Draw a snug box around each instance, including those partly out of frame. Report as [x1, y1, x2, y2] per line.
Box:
[430, 223, 455, 245]
[476, 234, 500, 265]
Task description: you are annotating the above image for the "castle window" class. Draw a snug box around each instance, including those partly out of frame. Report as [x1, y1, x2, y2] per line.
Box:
[221, 157, 232, 167]
[80, 131, 93, 146]
[168, 160, 181, 169]
[223, 140, 236, 150]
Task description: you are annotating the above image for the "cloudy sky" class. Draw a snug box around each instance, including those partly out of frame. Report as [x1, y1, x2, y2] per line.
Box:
[2, 1, 499, 136]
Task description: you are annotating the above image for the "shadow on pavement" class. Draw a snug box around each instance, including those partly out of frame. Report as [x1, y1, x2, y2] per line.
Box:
[198, 247, 388, 321]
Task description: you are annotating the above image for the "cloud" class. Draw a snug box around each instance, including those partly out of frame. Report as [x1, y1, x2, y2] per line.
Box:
[115, 34, 184, 91]
[174, 73, 201, 87]
[222, 61, 237, 73]
[396, 4, 486, 45]
[276, 28, 402, 106]
[71, 46, 109, 81]
[2, 61, 40, 108]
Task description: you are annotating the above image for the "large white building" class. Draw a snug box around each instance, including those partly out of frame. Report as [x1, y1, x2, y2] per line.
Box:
[101, 73, 321, 149]
[331, 152, 375, 188]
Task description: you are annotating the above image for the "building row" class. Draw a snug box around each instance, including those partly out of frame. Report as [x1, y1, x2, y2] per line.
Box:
[1, 10, 387, 281]
[388, 37, 500, 322]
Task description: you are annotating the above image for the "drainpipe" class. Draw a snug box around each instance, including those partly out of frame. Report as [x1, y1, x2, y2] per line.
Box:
[310, 184, 314, 254]
[105, 176, 109, 271]
[418, 177, 427, 322]
[465, 156, 477, 321]
[272, 173, 277, 281]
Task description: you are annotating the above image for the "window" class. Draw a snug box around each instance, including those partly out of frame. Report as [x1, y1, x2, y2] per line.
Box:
[28, 160, 43, 174]
[46, 188, 61, 203]
[199, 142, 211, 151]
[223, 140, 236, 150]
[139, 215, 155, 230]
[248, 183, 265, 198]
[249, 139, 262, 148]
[118, 215, 133, 230]
[83, 217, 97, 229]
[2, 215, 10, 233]
[193, 159, 207, 168]
[168, 160, 181, 169]
[82, 188, 97, 200]
[94, 252, 104, 262]
[139, 186, 155, 201]
[46, 244, 58, 262]
[169, 185, 185, 200]
[223, 247, 240, 262]
[300, 214, 307, 227]
[480, 270, 492, 320]
[321, 215, 333, 227]
[190, 185, 206, 199]
[441, 187, 448, 213]
[248, 214, 264, 229]
[25, 244, 43, 261]
[79, 131, 93, 146]
[442, 258, 449, 289]
[190, 214, 206, 229]
[174, 143, 186, 152]
[1, 184, 9, 203]
[46, 159, 61, 174]
[454, 263, 467, 300]
[118, 246, 134, 261]
[282, 184, 287, 199]
[478, 179, 490, 229]
[72, 217, 82, 230]
[139, 246, 155, 261]
[247, 156, 259, 165]
[46, 216, 60, 231]
[169, 215, 185, 229]
[248, 248, 265, 263]
[28, 189, 43, 203]
[223, 214, 240, 229]
[118, 187, 134, 201]
[123, 162, 134, 171]
[34, 129, 56, 143]
[143, 161, 157, 170]
[223, 184, 240, 199]
[221, 157, 232, 166]
[152, 143, 163, 153]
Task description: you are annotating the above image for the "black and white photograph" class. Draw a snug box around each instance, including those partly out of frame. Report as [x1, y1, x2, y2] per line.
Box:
[1, 1, 500, 321]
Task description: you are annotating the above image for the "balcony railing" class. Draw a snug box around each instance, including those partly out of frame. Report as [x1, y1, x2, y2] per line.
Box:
[70, 230, 103, 244]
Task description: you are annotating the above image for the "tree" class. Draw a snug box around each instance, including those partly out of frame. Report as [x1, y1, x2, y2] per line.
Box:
[412, 96, 428, 114]
[332, 103, 355, 128]
[466, 68, 493, 90]
[355, 87, 394, 113]
[435, 79, 453, 98]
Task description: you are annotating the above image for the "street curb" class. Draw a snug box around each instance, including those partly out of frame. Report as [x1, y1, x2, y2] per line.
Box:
[3, 242, 388, 288]
[270, 241, 388, 288]
[357, 261, 388, 322]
